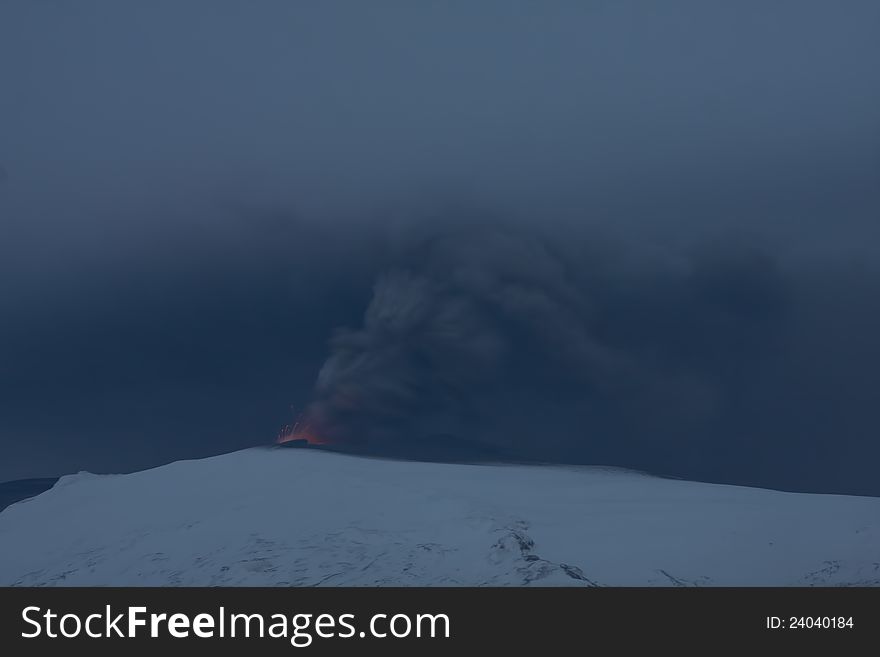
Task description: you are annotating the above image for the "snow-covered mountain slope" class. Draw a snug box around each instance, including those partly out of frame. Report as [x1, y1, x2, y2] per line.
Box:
[1, 448, 878, 586]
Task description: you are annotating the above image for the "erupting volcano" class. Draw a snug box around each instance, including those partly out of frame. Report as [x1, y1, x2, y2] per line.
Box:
[276, 412, 325, 447]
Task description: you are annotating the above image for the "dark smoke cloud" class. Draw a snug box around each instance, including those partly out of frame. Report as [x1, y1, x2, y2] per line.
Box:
[302, 220, 799, 473]
[1, 188, 877, 494]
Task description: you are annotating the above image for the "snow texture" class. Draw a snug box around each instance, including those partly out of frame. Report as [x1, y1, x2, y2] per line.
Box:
[1, 448, 877, 586]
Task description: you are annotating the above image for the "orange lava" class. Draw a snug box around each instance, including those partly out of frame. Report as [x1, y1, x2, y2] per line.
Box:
[276, 414, 326, 445]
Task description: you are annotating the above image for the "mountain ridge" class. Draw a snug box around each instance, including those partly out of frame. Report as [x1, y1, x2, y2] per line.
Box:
[1, 448, 877, 586]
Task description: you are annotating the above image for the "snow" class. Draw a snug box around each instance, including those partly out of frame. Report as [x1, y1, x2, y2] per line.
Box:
[0, 447, 877, 586]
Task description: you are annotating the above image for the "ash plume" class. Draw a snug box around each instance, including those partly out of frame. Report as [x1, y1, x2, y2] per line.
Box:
[301, 222, 790, 466]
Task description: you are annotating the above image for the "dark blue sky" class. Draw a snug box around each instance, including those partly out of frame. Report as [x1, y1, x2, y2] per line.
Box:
[1, 1, 879, 495]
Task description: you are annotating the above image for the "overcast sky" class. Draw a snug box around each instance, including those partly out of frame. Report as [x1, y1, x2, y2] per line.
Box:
[1, 1, 879, 494]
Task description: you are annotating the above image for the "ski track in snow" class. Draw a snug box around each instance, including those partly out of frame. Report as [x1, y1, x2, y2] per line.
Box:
[0, 448, 877, 586]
